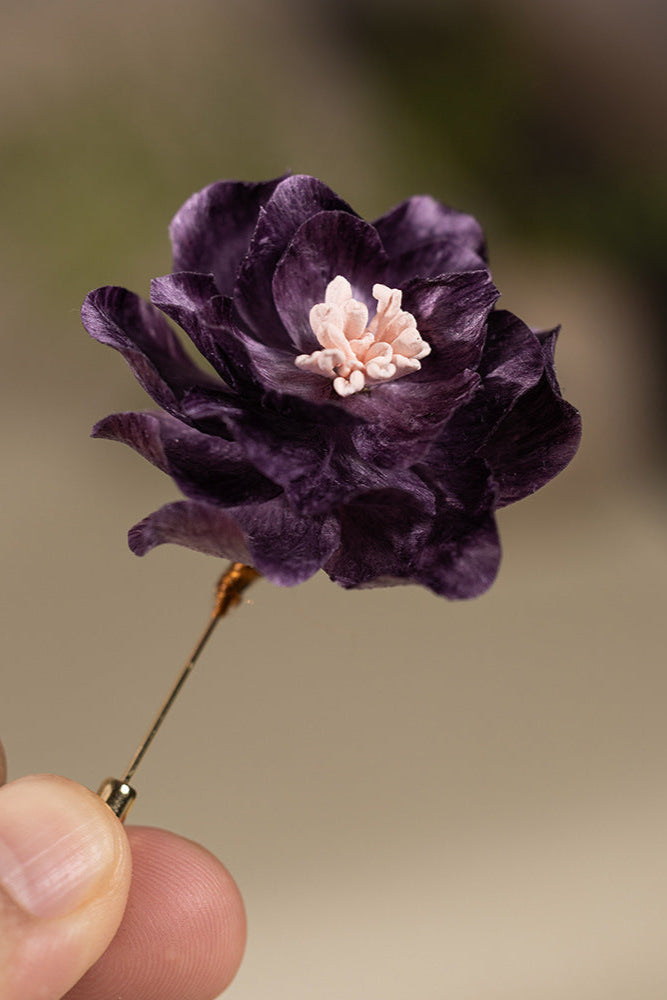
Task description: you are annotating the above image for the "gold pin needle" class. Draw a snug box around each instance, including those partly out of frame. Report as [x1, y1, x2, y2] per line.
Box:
[97, 563, 260, 821]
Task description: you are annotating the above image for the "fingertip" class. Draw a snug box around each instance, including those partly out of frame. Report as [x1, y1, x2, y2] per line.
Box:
[66, 825, 246, 1000]
[0, 774, 131, 1000]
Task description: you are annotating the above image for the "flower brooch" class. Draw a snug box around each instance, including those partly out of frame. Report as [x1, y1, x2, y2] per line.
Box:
[82, 174, 581, 600]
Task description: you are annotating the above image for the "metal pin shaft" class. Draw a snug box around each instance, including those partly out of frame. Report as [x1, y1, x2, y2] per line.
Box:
[98, 563, 259, 821]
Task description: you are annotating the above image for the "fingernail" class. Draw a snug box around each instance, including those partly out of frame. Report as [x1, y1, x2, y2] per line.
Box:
[0, 775, 119, 919]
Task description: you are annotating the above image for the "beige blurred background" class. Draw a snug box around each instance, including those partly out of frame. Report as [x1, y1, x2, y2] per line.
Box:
[1, 1, 666, 997]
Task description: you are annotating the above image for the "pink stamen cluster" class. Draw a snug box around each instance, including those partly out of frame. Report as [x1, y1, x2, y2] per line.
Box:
[295, 276, 431, 397]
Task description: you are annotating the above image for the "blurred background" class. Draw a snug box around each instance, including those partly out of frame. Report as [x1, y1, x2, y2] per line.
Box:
[1, 0, 665, 997]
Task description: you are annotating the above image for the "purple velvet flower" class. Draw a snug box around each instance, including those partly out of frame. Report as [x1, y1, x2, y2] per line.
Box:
[82, 175, 581, 598]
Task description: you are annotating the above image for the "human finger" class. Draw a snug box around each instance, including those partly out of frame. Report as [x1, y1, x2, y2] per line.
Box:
[0, 774, 131, 1000]
[65, 825, 246, 1000]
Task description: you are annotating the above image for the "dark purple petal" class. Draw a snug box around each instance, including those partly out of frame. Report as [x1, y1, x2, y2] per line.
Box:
[216, 390, 374, 514]
[534, 326, 562, 393]
[234, 175, 358, 349]
[482, 373, 582, 506]
[199, 376, 437, 515]
[325, 490, 432, 589]
[93, 411, 281, 506]
[150, 275, 302, 397]
[480, 310, 547, 385]
[414, 512, 501, 599]
[130, 496, 340, 586]
[150, 273, 258, 393]
[81, 287, 221, 418]
[211, 392, 352, 510]
[129, 500, 252, 562]
[150, 270, 218, 324]
[169, 177, 283, 295]
[384, 239, 487, 286]
[349, 369, 481, 467]
[432, 310, 549, 462]
[232, 497, 340, 585]
[374, 195, 487, 262]
[418, 455, 497, 518]
[336, 270, 495, 462]
[272, 212, 389, 352]
[401, 270, 499, 380]
[151, 272, 348, 403]
[93, 410, 170, 473]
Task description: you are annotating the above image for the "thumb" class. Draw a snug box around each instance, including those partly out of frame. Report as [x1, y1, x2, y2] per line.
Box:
[0, 774, 131, 1000]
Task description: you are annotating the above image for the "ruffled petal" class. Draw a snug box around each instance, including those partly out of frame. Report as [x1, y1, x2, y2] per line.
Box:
[93, 411, 281, 506]
[534, 326, 562, 393]
[332, 272, 497, 468]
[152, 275, 331, 401]
[325, 489, 432, 589]
[374, 195, 487, 262]
[130, 496, 340, 586]
[232, 497, 340, 585]
[129, 500, 252, 561]
[150, 273, 258, 393]
[348, 369, 481, 467]
[234, 175, 358, 349]
[150, 270, 219, 324]
[431, 310, 550, 462]
[414, 511, 501, 599]
[401, 270, 499, 380]
[169, 177, 283, 294]
[481, 310, 547, 389]
[418, 454, 497, 518]
[81, 286, 221, 418]
[384, 239, 487, 286]
[272, 211, 389, 352]
[216, 389, 374, 514]
[482, 373, 582, 506]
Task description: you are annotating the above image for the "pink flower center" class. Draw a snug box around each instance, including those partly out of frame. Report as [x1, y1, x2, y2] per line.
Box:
[294, 276, 431, 397]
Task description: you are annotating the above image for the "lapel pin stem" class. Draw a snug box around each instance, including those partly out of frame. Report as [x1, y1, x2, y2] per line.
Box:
[97, 562, 260, 821]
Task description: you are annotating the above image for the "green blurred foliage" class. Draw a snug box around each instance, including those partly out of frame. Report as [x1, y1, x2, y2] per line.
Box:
[330, 0, 666, 274]
[0, 0, 664, 409]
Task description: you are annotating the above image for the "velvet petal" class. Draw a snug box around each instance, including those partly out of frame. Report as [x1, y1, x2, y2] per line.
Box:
[384, 239, 487, 286]
[232, 496, 340, 585]
[432, 310, 550, 463]
[234, 175, 358, 349]
[93, 411, 281, 507]
[480, 310, 547, 387]
[349, 369, 481, 467]
[414, 511, 501, 599]
[325, 490, 432, 589]
[150, 273, 259, 393]
[272, 211, 388, 352]
[482, 374, 582, 506]
[169, 177, 283, 295]
[81, 287, 221, 419]
[130, 495, 340, 586]
[374, 195, 487, 262]
[418, 454, 496, 518]
[401, 270, 499, 381]
[535, 326, 562, 394]
[217, 391, 380, 514]
[129, 500, 252, 562]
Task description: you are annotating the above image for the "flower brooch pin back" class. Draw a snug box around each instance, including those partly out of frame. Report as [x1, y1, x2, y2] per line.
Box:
[82, 174, 581, 599]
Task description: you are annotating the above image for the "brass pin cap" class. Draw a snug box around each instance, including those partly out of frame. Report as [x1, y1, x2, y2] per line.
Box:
[97, 777, 137, 822]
